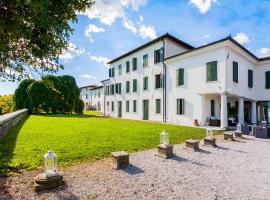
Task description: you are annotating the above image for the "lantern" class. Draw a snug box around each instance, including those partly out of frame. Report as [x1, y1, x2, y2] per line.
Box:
[44, 149, 57, 177]
[160, 130, 169, 145]
[206, 128, 213, 137]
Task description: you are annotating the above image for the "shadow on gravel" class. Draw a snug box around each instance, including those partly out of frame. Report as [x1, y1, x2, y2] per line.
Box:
[170, 155, 209, 167]
[196, 148, 211, 154]
[121, 164, 144, 175]
[216, 145, 230, 151]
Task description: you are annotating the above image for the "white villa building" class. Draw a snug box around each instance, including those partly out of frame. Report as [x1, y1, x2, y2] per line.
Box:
[80, 85, 104, 111]
[82, 33, 270, 129]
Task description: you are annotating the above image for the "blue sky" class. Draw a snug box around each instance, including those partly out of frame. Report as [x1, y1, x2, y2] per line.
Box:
[1, 0, 270, 95]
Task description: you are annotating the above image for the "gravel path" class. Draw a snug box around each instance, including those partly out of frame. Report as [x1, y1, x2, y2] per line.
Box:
[1, 135, 270, 200]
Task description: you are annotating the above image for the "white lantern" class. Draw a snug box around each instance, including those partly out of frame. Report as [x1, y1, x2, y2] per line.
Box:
[160, 130, 169, 145]
[44, 149, 57, 177]
[206, 128, 213, 137]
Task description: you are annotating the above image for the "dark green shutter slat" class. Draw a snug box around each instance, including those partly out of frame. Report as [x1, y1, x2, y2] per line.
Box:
[179, 68, 184, 85]
[266, 71, 270, 89]
[248, 70, 253, 88]
[233, 62, 238, 83]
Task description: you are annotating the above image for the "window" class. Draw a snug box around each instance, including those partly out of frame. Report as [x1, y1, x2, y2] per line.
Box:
[210, 100, 215, 117]
[118, 64, 122, 76]
[126, 101, 129, 112]
[133, 79, 137, 92]
[176, 68, 184, 86]
[98, 92, 100, 98]
[109, 68, 112, 77]
[132, 57, 137, 71]
[266, 71, 270, 89]
[111, 101, 114, 112]
[86, 94, 88, 99]
[143, 77, 148, 91]
[111, 67, 115, 77]
[111, 84, 115, 95]
[154, 47, 164, 63]
[115, 83, 118, 94]
[115, 83, 121, 94]
[206, 61, 217, 82]
[143, 54, 148, 67]
[118, 83, 121, 94]
[233, 61, 238, 83]
[177, 99, 184, 115]
[107, 102, 109, 111]
[133, 100, 137, 112]
[155, 74, 162, 89]
[248, 69, 253, 88]
[156, 99, 161, 114]
[126, 81, 130, 93]
[126, 61, 130, 73]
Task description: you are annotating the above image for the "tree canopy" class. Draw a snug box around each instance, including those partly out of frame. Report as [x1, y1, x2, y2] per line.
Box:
[14, 75, 83, 114]
[0, 0, 94, 81]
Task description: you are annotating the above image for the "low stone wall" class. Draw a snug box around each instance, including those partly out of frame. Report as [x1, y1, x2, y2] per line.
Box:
[0, 109, 28, 140]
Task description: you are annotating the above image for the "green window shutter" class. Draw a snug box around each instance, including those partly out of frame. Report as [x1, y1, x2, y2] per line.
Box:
[179, 68, 184, 85]
[206, 61, 217, 81]
[212, 61, 217, 81]
[143, 77, 148, 90]
[206, 63, 211, 81]
[160, 47, 164, 61]
[126, 61, 130, 73]
[266, 71, 270, 89]
[248, 70, 253, 88]
[109, 68, 112, 77]
[133, 79, 137, 92]
[156, 99, 161, 113]
[233, 61, 238, 83]
[211, 100, 215, 117]
[112, 101, 114, 111]
[133, 100, 136, 112]
[112, 68, 115, 77]
[115, 83, 118, 94]
[119, 83, 121, 94]
[126, 101, 129, 112]
[143, 54, 148, 67]
[177, 99, 180, 115]
[126, 81, 130, 93]
[132, 58, 137, 70]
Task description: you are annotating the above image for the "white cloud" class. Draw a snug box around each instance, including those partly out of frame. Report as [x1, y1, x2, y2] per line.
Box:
[79, 74, 98, 79]
[90, 56, 110, 68]
[233, 32, 250, 45]
[123, 16, 137, 33]
[259, 48, 270, 57]
[122, 0, 148, 11]
[59, 42, 85, 62]
[84, 24, 105, 43]
[189, 0, 217, 14]
[139, 15, 144, 22]
[139, 25, 157, 40]
[203, 34, 210, 39]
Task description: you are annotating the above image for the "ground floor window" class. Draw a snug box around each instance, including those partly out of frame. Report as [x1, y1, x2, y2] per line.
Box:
[156, 99, 161, 113]
[211, 100, 215, 117]
[126, 101, 129, 112]
[177, 98, 184, 115]
[133, 100, 137, 112]
[257, 101, 270, 123]
[111, 101, 114, 112]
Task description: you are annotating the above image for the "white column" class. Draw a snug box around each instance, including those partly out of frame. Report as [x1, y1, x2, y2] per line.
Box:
[251, 101, 257, 124]
[238, 97, 244, 124]
[201, 95, 206, 126]
[221, 93, 228, 129]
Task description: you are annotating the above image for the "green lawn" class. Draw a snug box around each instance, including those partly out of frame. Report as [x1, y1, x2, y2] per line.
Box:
[0, 112, 218, 175]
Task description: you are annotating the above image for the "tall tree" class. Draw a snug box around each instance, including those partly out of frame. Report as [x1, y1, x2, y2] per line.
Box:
[14, 79, 35, 109]
[0, 0, 94, 81]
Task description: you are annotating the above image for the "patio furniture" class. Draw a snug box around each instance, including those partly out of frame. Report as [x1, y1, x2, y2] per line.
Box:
[111, 151, 129, 169]
[237, 124, 250, 135]
[185, 139, 199, 151]
[255, 126, 268, 139]
[208, 118, 220, 126]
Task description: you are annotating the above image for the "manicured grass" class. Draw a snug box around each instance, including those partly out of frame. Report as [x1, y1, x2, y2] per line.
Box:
[0, 112, 219, 175]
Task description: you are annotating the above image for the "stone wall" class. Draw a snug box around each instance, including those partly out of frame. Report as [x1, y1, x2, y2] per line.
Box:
[0, 109, 28, 140]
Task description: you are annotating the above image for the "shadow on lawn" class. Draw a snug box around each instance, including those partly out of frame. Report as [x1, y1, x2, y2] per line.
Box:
[0, 115, 30, 199]
[33, 113, 106, 119]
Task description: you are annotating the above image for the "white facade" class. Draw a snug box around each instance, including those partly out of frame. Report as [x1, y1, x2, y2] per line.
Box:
[80, 85, 104, 111]
[102, 34, 270, 128]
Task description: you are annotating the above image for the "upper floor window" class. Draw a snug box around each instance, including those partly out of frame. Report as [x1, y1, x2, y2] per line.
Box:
[233, 61, 238, 83]
[176, 98, 185, 115]
[126, 101, 129, 112]
[143, 76, 148, 91]
[155, 74, 162, 89]
[115, 83, 121, 94]
[126, 81, 130, 93]
[154, 47, 164, 63]
[132, 57, 137, 71]
[118, 64, 122, 76]
[248, 69, 253, 88]
[86, 94, 88, 99]
[176, 68, 184, 86]
[133, 79, 137, 92]
[111, 101, 114, 112]
[156, 99, 161, 114]
[206, 61, 217, 82]
[266, 71, 270, 89]
[109, 67, 115, 77]
[126, 61, 130, 73]
[110, 84, 114, 95]
[133, 100, 137, 112]
[143, 54, 148, 67]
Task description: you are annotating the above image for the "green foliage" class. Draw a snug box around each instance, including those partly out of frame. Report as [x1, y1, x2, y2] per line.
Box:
[0, 112, 217, 175]
[0, 0, 94, 81]
[75, 99, 84, 114]
[0, 95, 14, 114]
[13, 75, 81, 114]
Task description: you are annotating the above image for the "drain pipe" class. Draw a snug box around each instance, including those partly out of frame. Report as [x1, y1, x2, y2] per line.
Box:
[162, 39, 167, 123]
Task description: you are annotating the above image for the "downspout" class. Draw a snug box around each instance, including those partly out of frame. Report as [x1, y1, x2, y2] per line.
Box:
[162, 39, 167, 123]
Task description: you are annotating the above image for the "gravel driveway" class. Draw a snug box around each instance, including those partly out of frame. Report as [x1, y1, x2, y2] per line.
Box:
[1, 135, 270, 200]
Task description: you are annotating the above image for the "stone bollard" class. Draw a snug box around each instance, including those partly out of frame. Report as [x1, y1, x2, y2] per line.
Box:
[224, 132, 234, 140]
[185, 139, 199, 151]
[111, 151, 129, 169]
[204, 136, 217, 147]
[234, 131, 242, 138]
[157, 144, 174, 158]
[34, 173, 64, 191]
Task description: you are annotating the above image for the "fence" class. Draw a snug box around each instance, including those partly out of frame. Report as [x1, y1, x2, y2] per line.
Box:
[0, 109, 28, 140]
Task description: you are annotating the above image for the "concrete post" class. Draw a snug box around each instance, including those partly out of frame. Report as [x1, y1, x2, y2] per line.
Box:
[221, 93, 228, 129]
[238, 97, 244, 124]
[251, 101, 257, 124]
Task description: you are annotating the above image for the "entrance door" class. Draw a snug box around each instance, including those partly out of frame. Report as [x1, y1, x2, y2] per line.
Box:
[143, 100, 149, 120]
[118, 101, 122, 117]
